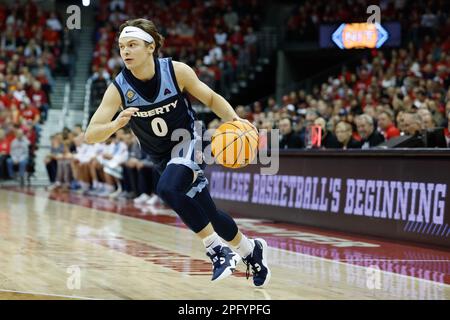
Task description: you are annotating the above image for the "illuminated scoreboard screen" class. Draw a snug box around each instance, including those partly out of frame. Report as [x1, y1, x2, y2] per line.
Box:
[320, 22, 401, 49]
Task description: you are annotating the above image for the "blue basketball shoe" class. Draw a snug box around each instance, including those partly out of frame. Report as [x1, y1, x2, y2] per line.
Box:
[242, 238, 271, 287]
[206, 245, 240, 281]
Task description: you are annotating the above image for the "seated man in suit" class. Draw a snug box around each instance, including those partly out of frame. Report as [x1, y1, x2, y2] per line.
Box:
[335, 121, 362, 149]
[401, 112, 426, 147]
[355, 114, 385, 149]
[279, 117, 304, 149]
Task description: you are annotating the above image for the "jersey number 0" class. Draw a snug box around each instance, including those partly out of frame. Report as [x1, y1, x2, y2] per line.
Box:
[151, 117, 168, 137]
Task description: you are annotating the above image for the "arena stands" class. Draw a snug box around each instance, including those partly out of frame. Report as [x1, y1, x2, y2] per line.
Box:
[0, 2, 70, 185]
[13, 0, 447, 206]
[240, 0, 450, 150]
[44, 124, 162, 209]
[89, 0, 263, 110]
[285, 0, 450, 42]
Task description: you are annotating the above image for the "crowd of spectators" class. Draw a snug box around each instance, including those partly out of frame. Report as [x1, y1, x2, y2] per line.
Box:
[4, 0, 449, 195]
[90, 0, 263, 104]
[0, 2, 72, 185]
[231, 37, 450, 149]
[88, 1, 450, 153]
[199, 1, 446, 150]
[285, 0, 450, 43]
[44, 125, 163, 209]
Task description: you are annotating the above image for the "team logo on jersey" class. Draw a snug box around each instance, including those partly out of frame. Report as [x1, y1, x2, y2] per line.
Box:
[126, 89, 137, 103]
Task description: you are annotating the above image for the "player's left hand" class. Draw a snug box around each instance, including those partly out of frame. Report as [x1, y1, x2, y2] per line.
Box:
[233, 116, 258, 133]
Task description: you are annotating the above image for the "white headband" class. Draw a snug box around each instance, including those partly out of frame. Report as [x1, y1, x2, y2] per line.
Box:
[119, 26, 154, 44]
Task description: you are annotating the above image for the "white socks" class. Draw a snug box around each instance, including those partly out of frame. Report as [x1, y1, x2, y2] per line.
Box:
[203, 232, 255, 258]
[203, 232, 223, 255]
[80, 181, 89, 191]
[104, 184, 115, 192]
[233, 234, 254, 259]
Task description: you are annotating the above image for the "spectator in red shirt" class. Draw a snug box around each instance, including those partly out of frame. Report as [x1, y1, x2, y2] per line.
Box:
[28, 80, 49, 122]
[21, 121, 37, 147]
[0, 128, 11, 154]
[444, 110, 450, 147]
[229, 26, 244, 49]
[377, 109, 401, 140]
[0, 90, 11, 109]
[0, 128, 10, 179]
[19, 101, 40, 124]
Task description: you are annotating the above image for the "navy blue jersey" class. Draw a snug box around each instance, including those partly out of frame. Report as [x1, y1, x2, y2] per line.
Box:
[113, 57, 197, 159]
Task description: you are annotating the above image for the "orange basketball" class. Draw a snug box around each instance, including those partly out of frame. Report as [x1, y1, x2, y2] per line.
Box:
[211, 120, 259, 168]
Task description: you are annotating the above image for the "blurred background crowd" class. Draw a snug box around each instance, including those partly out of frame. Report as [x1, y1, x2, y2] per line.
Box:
[0, 0, 449, 208]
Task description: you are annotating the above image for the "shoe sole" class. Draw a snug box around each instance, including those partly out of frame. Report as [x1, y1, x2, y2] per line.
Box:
[212, 253, 241, 282]
[254, 238, 271, 288]
[146, 200, 163, 206]
[133, 197, 150, 204]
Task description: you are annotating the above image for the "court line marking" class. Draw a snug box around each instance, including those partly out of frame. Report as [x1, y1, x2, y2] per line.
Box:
[336, 260, 450, 262]
[0, 288, 100, 300]
[79, 207, 450, 289]
[6, 189, 450, 289]
[273, 259, 450, 262]
[269, 246, 450, 289]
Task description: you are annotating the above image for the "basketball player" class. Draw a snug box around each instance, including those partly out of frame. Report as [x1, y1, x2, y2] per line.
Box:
[85, 19, 270, 287]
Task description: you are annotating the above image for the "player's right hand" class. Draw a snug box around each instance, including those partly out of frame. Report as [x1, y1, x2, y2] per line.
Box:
[114, 107, 139, 129]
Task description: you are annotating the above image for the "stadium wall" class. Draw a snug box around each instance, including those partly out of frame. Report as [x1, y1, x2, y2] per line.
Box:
[205, 150, 450, 248]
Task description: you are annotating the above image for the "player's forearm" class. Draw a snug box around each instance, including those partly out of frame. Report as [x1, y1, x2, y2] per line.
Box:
[84, 121, 119, 144]
[208, 92, 238, 122]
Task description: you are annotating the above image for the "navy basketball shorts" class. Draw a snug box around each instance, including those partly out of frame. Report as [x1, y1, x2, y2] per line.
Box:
[150, 134, 210, 198]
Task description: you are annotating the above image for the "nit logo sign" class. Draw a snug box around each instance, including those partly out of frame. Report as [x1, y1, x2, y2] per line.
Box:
[332, 22, 389, 49]
[332, 5, 388, 49]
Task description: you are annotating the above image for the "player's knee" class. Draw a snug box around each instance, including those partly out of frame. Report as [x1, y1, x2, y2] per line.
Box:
[156, 180, 175, 200]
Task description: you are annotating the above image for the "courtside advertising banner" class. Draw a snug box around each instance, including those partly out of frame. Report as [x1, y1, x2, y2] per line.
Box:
[206, 151, 450, 248]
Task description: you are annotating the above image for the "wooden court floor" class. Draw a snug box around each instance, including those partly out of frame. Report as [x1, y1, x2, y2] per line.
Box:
[0, 188, 449, 300]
